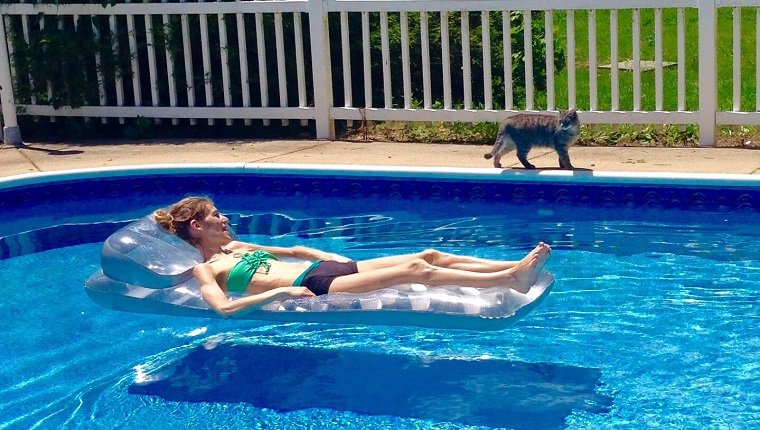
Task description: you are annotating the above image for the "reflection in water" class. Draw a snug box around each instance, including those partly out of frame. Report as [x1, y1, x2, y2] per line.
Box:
[130, 341, 612, 429]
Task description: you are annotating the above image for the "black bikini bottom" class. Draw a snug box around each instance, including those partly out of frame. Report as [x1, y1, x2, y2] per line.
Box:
[296, 260, 359, 295]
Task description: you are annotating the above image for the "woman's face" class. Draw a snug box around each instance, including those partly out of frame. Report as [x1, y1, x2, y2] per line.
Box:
[196, 206, 232, 243]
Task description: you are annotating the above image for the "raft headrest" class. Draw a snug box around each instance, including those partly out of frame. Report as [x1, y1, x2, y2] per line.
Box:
[100, 216, 202, 289]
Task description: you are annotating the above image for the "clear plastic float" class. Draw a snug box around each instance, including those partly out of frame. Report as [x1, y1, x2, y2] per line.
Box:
[85, 215, 553, 330]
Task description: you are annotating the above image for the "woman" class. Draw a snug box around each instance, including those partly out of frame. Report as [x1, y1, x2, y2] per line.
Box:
[154, 197, 551, 318]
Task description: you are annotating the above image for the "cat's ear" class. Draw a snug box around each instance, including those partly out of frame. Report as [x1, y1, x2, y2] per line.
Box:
[560, 108, 578, 118]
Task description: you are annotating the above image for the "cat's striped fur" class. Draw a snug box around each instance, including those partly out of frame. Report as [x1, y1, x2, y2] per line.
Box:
[484, 109, 580, 169]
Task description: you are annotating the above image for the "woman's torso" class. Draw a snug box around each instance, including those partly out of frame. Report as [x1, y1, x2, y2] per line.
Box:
[206, 248, 311, 294]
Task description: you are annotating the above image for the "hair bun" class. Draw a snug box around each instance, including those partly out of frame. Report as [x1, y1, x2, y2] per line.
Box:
[153, 210, 176, 234]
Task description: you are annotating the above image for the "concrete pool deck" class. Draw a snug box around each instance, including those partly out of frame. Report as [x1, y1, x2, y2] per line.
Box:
[1, 139, 759, 177]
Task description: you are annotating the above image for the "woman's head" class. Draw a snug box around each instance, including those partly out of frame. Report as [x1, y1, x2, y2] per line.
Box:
[153, 197, 215, 244]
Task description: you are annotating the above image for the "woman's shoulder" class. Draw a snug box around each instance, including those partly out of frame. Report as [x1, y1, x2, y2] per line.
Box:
[192, 260, 216, 279]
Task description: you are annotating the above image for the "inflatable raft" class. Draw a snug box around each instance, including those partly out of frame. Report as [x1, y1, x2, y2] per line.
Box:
[84, 216, 553, 330]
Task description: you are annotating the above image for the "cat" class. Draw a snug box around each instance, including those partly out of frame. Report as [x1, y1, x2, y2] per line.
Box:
[484, 109, 581, 169]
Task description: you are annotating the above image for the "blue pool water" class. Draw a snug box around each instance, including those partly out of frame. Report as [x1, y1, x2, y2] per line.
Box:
[0, 168, 758, 429]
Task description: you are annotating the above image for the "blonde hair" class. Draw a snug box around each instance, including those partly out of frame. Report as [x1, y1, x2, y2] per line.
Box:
[153, 196, 214, 244]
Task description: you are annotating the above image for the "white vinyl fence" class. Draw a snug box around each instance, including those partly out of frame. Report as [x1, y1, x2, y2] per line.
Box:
[0, 0, 759, 146]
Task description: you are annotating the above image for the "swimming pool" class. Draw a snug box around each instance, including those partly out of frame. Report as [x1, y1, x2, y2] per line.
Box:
[1, 165, 758, 429]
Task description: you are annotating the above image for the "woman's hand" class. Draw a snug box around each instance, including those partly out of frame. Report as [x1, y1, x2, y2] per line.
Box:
[295, 246, 349, 262]
[257, 244, 350, 263]
[317, 252, 351, 263]
[280, 286, 316, 298]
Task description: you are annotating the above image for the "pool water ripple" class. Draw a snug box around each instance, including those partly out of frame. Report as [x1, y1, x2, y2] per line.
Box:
[1, 189, 758, 428]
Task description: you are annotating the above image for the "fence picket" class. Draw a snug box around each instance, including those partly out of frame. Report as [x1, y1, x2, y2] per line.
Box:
[145, 13, 160, 123]
[126, 10, 141, 108]
[162, 5, 179, 125]
[482, 11, 492, 111]
[420, 11, 431, 109]
[361, 11, 372, 108]
[678, 8, 686, 111]
[655, 8, 663, 111]
[340, 11, 352, 113]
[461, 12, 472, 110]
[47, 16, 56, 122]
[698, 0, 717, 145]
[73, 14, 90, 123]
[401, 12, 411, 109]
[588, 10, 597, 111]
[180, 7, 196, 125]
[545, 11, 555, 111]
[275, 12, 288, 126]
[293, 12, 307, 126]
[502, 10, 512, 110]
[110, 15, 125, 124]
[219, 10, 232, 126]
[92, 16, 108, 124]
[255, 12, 269, 126]
[380, 11, 391, 108]
[566, 10, 576, 109]
[733, 7, 740, 112]
[18, 4, 34, 106]
[610, 9, 619, 111]
[199, 12, 214, 125]
[441, 11, 452, 109]
[523, 11, 533, 110]
[632, 8, 641, 112]
[236, 10, 250, 126]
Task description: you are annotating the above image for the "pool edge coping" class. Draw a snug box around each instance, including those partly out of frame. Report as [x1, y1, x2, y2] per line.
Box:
[1, 163, 759, 189]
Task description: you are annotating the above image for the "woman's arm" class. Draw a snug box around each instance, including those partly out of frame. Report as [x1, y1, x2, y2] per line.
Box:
[230, 241, 350, 262]
[193, 264, 315, 318]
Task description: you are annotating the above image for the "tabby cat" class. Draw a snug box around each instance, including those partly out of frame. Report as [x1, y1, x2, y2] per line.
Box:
[484, 109, 580, 169]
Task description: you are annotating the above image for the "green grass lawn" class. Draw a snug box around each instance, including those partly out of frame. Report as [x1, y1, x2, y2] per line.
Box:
[549, 7, 758, 113]
[346, 7, 760, 146]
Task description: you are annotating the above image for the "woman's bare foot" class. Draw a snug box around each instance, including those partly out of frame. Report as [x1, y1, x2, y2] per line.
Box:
[507, 242, 551, 294]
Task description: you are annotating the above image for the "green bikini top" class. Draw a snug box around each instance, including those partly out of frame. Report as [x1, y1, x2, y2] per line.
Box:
[226, 250, 279, 293]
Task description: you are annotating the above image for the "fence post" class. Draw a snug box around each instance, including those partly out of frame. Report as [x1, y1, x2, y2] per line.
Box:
[0, 14, 22, 146]
[308, 0, 335, 140]
[697, 0, 717, 147]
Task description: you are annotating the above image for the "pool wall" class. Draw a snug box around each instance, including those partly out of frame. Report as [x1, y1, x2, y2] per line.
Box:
[1, 163, 758, 259]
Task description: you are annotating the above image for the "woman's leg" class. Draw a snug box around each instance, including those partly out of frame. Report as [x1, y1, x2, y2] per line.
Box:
[331, 243, 550, 295]
[357, 243, 550, 273]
